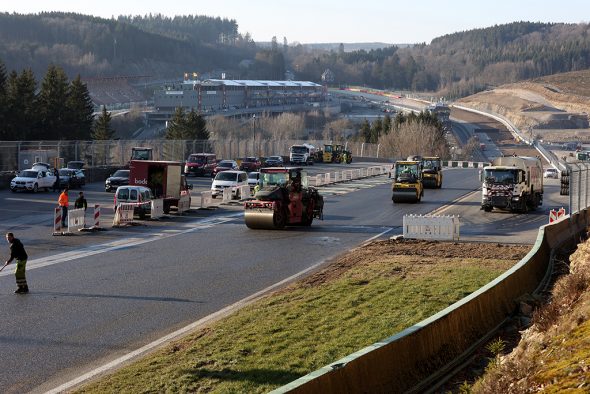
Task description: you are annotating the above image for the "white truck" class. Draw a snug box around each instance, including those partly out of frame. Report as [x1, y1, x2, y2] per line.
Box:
[289, 143, 316, 165]
[480, 156, 543, 213]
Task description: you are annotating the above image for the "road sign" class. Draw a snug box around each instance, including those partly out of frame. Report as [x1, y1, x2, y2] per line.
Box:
[549, 207, 566, 223]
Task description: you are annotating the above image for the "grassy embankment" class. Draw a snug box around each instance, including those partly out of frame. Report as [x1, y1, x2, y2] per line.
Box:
[78, 242, 524, 393]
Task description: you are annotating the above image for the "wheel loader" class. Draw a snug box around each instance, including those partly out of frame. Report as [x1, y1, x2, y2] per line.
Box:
[244, 167, 324, 229]
[391, 160, 424, 203]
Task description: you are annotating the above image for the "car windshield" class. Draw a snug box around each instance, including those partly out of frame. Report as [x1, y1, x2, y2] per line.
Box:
[243, 157, 256, 162]
[216, 172, 238, 181]
[423, 160, 440, 169]
[188, 156, 206, 163]
[59, 169, 72, 176]
[261, 172, 288, 187]
[268, 156, 281, 161]
[20, 170, 38, 178]
[112, 170, 129, 177]
[396, 164, 419, 177]
[219, 161, 234, 167]
[248, 172, 259, 180]
[484, 169, 517, 183]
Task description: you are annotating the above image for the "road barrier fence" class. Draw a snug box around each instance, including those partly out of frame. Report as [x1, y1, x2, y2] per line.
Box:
[200, 191, 213, 208]
[178, 194, 191, 214]
[113, 204, 134, 226]
[151, 199, 164, 219]
[403, 214, 460, 241]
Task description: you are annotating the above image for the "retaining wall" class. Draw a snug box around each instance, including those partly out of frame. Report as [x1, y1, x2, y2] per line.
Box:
[274, 211, 589, 394]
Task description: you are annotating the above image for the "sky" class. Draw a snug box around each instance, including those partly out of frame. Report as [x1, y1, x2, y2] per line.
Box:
[1, 0, 588, 44]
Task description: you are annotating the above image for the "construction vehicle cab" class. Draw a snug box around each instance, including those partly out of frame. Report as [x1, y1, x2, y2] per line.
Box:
[244, 167, 324, 229]
[130, 147, 153, 162]
[391, 160, 424, 203]
[421, 156, 443, 188]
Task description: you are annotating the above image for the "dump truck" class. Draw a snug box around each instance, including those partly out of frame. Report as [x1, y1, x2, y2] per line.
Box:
[391, 160, 424, 203]
[129, 160, 192, 214]
[480, 156, 543, 213]
[421, 156, 443, 188]
[244, 167, 324, 229]
[289, 144, 316, 165]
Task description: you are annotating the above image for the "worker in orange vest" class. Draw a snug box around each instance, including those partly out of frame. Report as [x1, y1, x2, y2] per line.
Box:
[58, 187, 69, 228]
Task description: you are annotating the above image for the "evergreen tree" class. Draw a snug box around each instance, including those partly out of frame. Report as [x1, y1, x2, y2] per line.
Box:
[36, 65, 70, 139]
[383, 114, 392, 135]
[360, 119, 371, 143]
[165, 107, 187, 139]
[0, 60, 7, 139]
[92, 106, 115, 140]
[186, 109, 209, 140]
[66, 75, 95, 140]
[5, 69, 37, 140]
[371, 118, 383, 143]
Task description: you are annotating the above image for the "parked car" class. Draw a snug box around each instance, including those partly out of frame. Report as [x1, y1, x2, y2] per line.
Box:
[114, 185, 153, 219]
[10, 169, 56, 192]
[184, 153, 217, 177]
[264, 155, 284, 167]
[105, 169, 130, 192]
[543, 168, 559, 179]
[240, 157, 261, 172]
[211, 170, 248, 199]
[66, 161, 85, 171]
[247, 171, 260, 191]
[58, 168, 86, 188]
[212, 160, 239, 176]
[31, 162, 52, 171]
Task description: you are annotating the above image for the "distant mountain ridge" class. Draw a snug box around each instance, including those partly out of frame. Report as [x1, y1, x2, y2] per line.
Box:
[258, 42, 413, 51]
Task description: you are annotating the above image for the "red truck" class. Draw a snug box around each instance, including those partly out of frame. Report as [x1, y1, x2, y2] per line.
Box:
[129, 160, 192, 213]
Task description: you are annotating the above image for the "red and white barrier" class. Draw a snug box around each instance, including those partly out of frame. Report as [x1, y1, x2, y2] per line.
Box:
[53, 207, 62, 235]
[93, 205, 100, 228]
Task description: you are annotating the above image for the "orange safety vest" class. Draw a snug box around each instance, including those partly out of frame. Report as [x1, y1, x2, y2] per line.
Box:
[58, 192, 69, 207]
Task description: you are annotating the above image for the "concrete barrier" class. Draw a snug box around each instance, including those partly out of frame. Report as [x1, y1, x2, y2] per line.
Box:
[178, 194, 190, 213]
[238, 185, 251, 200]
[273, 210, 589, 394]
[222, 187, 232, 203]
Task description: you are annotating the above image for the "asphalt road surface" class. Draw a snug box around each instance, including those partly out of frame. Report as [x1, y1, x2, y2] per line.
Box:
[0, 164, 568, 392]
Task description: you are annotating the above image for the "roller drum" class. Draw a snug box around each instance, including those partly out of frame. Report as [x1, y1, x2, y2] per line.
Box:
[392, 188, 419, 203]
[244, 210, 280, 229]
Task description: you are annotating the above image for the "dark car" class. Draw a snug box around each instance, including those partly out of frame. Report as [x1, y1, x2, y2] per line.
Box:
[67, 161, 85, 171]
[240, 157, 261, 172]
[105, 169, 130, 192]
[212, 160, 239, 177]
[58, 168, 86, 188]
[264, 155, 284, 167]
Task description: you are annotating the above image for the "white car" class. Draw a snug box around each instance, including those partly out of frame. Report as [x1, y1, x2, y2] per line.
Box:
[543, 168, 559, 179]
[211, 170, 248, 199]
[10, 169, 56, 192]
[247, 171, 260, 191]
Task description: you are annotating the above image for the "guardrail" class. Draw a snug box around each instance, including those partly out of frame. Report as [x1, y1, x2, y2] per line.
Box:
[272, 209, 590, 394]
[310, 165, 389, 187]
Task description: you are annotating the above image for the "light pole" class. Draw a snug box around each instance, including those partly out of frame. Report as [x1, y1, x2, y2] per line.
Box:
[252, 114, 256, 156]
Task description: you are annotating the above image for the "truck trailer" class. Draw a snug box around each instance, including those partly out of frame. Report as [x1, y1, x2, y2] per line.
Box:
[480, 156, 543, 213]
[129, 160, 192, 213]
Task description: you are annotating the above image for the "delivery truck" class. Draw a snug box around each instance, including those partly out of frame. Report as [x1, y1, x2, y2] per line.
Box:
[129, 160, 192, 213]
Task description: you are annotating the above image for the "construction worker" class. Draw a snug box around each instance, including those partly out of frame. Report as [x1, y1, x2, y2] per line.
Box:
[74, 191, 87, 211]
[3, 232, 29, 294]
[58, 187, 69, 228]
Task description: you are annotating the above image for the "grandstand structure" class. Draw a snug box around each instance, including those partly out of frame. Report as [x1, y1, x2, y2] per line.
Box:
[83, 75, 150, 109]
[149, 79, 326, 123]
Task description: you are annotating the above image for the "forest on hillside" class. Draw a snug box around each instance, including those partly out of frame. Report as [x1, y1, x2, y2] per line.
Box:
[0, 13, 588, 98]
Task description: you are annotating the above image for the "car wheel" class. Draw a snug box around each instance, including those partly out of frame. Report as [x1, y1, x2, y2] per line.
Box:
[10, 187, 16, 193]
[138, 208, 146, 220]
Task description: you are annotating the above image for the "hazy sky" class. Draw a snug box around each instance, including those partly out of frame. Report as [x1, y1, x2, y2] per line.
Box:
[1, 0, 588, 44]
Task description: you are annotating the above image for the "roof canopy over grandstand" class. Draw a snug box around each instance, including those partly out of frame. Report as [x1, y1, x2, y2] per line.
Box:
[184, 79, 322, 88]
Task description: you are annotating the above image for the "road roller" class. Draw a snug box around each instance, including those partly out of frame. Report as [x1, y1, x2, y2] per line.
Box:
[244, 167, 324, 229]
[421, 156, 443, 188]
[391, 160, 424, 203]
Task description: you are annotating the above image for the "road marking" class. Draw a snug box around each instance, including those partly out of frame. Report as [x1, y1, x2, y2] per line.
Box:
[5, 197, 61, 205]
[44, 226, 396, 394]
[429, 189, 481, 216]
[0, 213, 244, 278]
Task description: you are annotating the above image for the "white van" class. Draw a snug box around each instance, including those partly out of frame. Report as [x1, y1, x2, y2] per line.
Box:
[211, 170, 248, 199]
[114, 185, 153, 219]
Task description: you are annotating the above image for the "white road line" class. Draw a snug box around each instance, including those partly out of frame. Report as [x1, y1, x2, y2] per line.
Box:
[44, 226, 397, 394]
[0, 213, 244, 278]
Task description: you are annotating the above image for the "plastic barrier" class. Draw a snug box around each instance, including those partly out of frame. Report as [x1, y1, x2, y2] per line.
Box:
[113, 203, 134, 226]
[200, 191, 213, 208]
[151, 198, 164, 219]
[238, 185, 251, 200]
[222, 187, 232, 203]
[178, 194, 190, 213]
[93, 205, 100, 228]
[67, 208, 86, 233]
[403, 214, 460, 241]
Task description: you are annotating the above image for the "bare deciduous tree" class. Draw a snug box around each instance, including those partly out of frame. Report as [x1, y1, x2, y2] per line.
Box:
[379, 121, 449, 160]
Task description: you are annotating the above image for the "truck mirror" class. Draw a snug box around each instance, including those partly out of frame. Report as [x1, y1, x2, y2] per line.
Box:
[478, 170, 483, 182]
